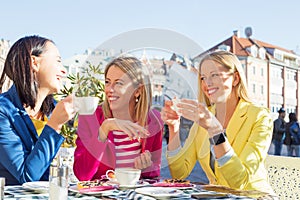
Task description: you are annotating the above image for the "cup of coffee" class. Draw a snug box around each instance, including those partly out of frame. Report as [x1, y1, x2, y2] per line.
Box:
[106, 168, 141, 185]
[74, 96, 99, 115]
[171, 98, 181, 112]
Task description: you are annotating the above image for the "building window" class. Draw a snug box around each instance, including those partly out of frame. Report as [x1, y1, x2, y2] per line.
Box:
[259, 48, 266, 59]
[261, 68, 264, 77]
[261, 85, 264, 95]
[218, 44, 230, 51]
[251, 45, 258, 57]
[252, 84, 256, 93]
[274, 52, 283, 61]
[252, 66, 256, 75]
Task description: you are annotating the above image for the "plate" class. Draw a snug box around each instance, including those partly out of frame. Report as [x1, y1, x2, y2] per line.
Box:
[22, 181, 49, 192]
[135, 187, 186, 199]
[69, 185, 116, 195]
[107, 180, 150, 189]
[119, 181, 150, 189]
[152, 182, 194, 189]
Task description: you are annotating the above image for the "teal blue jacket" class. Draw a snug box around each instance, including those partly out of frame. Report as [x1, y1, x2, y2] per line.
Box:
[0, 85, 64, 185]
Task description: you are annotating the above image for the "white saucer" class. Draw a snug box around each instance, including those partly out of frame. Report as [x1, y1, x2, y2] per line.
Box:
[69, 185, 116, 195]
[119, 181, 150, 188]
[135, 187, 187, 199]
[22, 181, 49, 192]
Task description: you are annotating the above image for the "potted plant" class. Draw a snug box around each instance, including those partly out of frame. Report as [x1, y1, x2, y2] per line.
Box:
[56, 62, 105, 147]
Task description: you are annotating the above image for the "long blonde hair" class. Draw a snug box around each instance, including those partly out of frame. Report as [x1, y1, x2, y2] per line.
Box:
[102, 56, 152, 126]
[198, 50, 251, 106]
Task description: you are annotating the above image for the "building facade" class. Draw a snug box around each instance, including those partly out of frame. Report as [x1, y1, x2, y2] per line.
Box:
[193, 30, 300, 120]
[0, 39, 11, 92]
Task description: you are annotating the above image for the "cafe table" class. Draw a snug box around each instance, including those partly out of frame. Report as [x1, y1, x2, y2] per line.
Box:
[4, 181, 270, 199]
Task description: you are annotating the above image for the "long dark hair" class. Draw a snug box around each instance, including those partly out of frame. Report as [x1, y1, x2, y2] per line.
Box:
[0, 35, 55, 116]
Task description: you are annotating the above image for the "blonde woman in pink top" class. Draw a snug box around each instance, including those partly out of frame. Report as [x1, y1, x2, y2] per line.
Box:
[73, 56, 163, 180]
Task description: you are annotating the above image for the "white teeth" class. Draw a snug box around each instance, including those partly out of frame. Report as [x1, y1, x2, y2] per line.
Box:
[207, 89, 217, 95]
[109, 97, 118, 101]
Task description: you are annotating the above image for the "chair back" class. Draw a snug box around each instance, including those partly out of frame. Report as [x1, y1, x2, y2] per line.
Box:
[265, 155, 300, 199]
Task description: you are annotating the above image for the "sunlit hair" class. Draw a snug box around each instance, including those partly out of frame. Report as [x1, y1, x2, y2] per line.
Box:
[102, 56, 152, 126]
[0, 35, 55, 116]
[198, 50, 251, 106]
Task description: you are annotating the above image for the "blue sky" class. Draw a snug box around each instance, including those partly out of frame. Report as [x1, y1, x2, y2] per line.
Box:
[1, 0, 300, 58]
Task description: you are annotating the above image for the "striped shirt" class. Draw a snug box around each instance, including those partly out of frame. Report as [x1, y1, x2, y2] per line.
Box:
[112, 131, 141, 168]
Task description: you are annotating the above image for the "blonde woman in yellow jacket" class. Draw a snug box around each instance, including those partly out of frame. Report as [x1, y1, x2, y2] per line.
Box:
[161, 50, 275, 196]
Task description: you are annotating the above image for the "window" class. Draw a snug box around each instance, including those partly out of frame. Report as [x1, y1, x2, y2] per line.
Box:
[259, 48, 266, 59]
[261, 85, 264, 95]
[252, 66, 256, 75]
[252, 84, 256, 93]
[261, 68, 264, 77]
[274, 52, 283, 61]
[251, 45, 258, 57]
[218, 44, 230, 51]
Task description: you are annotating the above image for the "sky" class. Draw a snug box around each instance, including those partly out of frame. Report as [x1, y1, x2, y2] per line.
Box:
[1, 0, 300, 59]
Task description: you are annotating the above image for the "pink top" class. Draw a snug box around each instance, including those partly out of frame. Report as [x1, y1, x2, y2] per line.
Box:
[73, 106, 163, 181]
[112, 130, 141, 168]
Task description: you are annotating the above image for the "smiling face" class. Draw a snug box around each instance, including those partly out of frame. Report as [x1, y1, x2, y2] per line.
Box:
[34, 42, 66, 94]
[200, 59, 236, 104]
[105, 65, 139, 113]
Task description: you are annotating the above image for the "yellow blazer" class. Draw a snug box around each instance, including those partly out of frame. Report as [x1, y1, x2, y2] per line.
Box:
[167, 99, 274, 194]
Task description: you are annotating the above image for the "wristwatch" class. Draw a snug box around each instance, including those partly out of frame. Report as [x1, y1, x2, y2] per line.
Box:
[209, 131, 227, 145]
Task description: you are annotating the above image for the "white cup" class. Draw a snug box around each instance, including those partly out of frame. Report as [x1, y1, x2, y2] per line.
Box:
[74, 96, 99, 115]
[171, 98, 181, 112]
[107, 168, 141, 185]
[105, 170, 117, 182]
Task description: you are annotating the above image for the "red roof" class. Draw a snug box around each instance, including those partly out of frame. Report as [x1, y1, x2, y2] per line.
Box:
[195, 35, 295, 60]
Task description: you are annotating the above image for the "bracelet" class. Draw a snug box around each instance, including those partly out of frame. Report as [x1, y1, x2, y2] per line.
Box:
[209, 131, 227, 145]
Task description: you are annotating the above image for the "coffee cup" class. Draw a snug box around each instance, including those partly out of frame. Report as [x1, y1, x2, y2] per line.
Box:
[74, 96, 99, 115]
[171, 98, 181, 112]
[106, 168, 141, 185]
[105, 169, 117, 182]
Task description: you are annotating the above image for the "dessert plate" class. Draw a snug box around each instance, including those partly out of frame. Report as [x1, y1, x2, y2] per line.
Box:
[152, 182, 194, 189]
[22, 181, 49, 192]
[69, 185, 116, 195]
[135, 186, 187, 199]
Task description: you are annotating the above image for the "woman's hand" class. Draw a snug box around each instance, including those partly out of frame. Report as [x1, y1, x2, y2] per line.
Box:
[134, 150, 152, 169]
[161, 100, 180, 128]
[177, 99, 223, 137]
[99, 118, 149, 141]
[47, 95, 76, 132]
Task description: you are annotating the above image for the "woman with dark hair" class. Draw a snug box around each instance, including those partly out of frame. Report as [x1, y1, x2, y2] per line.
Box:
[0, 35, 76, 185]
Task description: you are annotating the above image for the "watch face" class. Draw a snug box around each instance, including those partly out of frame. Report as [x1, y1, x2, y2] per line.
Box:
[209, 132, 226, 145]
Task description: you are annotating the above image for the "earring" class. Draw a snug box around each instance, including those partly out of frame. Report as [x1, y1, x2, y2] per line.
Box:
[135, 97, 139, 102]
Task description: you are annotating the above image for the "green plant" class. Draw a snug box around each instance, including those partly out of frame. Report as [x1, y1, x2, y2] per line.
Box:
[56, 62, 105, 147]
